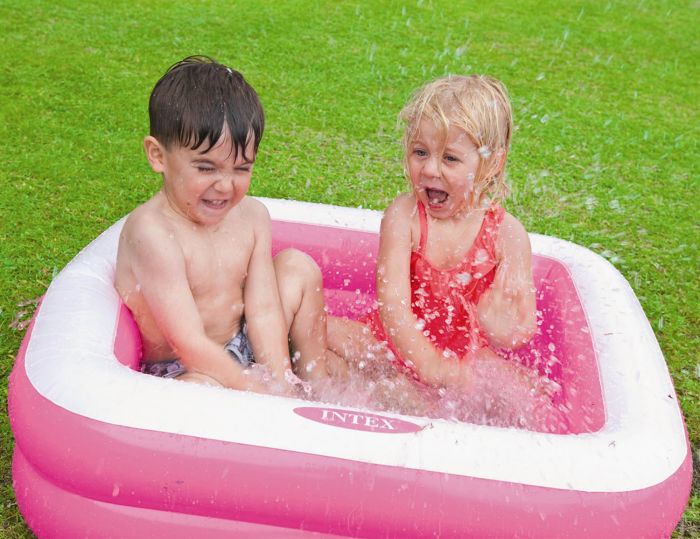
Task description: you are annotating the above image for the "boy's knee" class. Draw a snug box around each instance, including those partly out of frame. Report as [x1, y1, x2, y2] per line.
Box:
[274, 248, 322, 286]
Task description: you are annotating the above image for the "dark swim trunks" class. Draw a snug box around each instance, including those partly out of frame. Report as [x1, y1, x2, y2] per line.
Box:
[141, 323, 254, 378]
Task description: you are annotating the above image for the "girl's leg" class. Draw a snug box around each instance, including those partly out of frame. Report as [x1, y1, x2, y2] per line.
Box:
[327, 316, 384, 366]
[466, 347, 564, 430]
[274, 250, 434, 415]
[327, 317, 437, 416]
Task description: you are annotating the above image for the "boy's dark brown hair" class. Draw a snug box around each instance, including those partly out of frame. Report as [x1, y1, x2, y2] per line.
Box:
[149, 55, 264, 161]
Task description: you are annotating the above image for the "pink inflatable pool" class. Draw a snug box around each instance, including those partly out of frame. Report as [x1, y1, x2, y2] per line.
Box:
[9, 198, 691, 537]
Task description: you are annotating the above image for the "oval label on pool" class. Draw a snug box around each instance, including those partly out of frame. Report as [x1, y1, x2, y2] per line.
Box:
[293, 407, 423, 433]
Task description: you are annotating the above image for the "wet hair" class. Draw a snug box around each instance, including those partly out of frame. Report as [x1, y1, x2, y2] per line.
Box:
[149, 55, 264, 161]
[400, 75, 513, 204]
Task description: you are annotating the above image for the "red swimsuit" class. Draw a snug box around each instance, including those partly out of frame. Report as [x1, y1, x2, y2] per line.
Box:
[364, 201, 505, 375]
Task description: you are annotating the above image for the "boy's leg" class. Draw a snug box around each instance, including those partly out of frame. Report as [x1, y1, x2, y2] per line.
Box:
[177, 371, 223, 386]
[274, 249, 344, 380]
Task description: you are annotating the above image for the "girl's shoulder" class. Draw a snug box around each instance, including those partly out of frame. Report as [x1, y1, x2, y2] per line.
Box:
[381, 193, 422, 250]
[494, 209, 531, 258]
[386, 192, 417, 214]
[382, 193, 419, 226]
[498, 210, 528, 238]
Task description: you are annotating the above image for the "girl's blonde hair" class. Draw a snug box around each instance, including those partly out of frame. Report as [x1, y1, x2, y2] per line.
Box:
[399, 75, 513, 205]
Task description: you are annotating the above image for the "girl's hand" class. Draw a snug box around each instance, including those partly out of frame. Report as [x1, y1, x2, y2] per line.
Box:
[434, 350, 473, 391]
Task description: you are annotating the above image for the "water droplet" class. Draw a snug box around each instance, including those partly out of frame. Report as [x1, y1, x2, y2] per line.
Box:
[456, 272, 472, 284]
[305, 360, 317, 373]
[472, 249, 487, 265]
[478, 145, 492, 158]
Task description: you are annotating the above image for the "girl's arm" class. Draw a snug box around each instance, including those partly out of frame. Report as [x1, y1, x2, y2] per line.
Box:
[377, 195, 470, 388]
[476, 213, 537, 349]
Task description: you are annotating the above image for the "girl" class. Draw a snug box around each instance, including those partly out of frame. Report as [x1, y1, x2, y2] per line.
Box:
[328, 75, 556, 424]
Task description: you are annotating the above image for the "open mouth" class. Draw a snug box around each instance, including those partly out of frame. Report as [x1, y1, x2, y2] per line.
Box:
[425, 188, 449, 205]
[202, 199, 228, 210]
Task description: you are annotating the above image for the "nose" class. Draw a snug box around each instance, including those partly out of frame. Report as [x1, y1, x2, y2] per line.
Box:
[422, 156, 441, 178]
[213, 174, 235, 193]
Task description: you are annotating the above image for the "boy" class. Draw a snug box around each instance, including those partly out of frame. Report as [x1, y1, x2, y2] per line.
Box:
[115, 56, 330, 394]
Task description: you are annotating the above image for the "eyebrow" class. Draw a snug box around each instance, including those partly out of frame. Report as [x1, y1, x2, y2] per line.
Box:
[443, 144, 464, 152]
[192, 158, 216, 166]
[191, 157, 256, 166]
[410, 138, 429, 147]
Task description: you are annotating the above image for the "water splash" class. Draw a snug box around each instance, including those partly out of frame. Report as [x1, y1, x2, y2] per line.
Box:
[304, 348, 565, 433]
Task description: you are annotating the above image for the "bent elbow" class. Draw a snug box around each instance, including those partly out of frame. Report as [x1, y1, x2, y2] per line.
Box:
[512, 318, 537, 349]
[485, 317, 536, 350]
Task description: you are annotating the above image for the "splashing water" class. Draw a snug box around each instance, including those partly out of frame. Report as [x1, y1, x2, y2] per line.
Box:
[303, 345, 566, 433]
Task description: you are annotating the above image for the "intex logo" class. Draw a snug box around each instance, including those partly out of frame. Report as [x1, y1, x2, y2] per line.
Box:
[293, 407, 423, 433]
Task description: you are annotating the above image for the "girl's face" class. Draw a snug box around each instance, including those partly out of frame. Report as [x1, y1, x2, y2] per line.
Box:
[406, 118, 482, 219]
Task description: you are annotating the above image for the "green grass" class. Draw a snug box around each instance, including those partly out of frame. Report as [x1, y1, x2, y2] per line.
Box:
[1, 0, 698, 536]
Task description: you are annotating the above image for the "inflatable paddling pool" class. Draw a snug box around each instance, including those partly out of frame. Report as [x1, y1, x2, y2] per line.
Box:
[9, 198, 691, 538]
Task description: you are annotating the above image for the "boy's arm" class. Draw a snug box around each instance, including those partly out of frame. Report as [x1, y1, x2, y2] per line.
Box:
[377, 196, 470, 388]
[241, 202, 292, 381]
[127, 218, 264, 392]
[476, 213, 537, 349]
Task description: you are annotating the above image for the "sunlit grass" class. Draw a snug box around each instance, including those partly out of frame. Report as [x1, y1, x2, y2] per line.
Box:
[1, 1, 697, 537]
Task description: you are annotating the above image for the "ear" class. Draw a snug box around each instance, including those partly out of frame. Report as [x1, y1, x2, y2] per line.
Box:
[143, 136, 166, 173]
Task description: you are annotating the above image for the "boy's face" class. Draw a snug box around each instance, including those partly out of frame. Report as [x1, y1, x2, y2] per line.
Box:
[145, 132, 255, 226]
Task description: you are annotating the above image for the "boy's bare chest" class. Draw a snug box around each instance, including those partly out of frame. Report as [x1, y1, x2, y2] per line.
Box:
[182, 226, 254, 298]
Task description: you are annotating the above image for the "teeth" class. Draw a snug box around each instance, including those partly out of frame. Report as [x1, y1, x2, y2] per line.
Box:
[426, 188, 448, 204]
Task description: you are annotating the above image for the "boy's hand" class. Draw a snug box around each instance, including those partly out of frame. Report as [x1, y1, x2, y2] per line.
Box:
[282, 369, 313, 398]
[247, 364, 311, 398]
[234, 366, 269, 394]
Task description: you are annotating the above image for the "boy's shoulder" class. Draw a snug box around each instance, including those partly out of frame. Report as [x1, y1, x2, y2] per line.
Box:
[233, 196, 272, 236]
[122, 195, 172, 240]
[236, 195, 269, 219]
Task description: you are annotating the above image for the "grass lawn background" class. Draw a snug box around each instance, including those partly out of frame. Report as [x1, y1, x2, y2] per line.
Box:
[1, 0, 697, 536]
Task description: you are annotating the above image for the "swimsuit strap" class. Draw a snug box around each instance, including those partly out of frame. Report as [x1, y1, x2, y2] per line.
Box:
[478, 205, 505, 254]
[417, 201, 428, 254]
